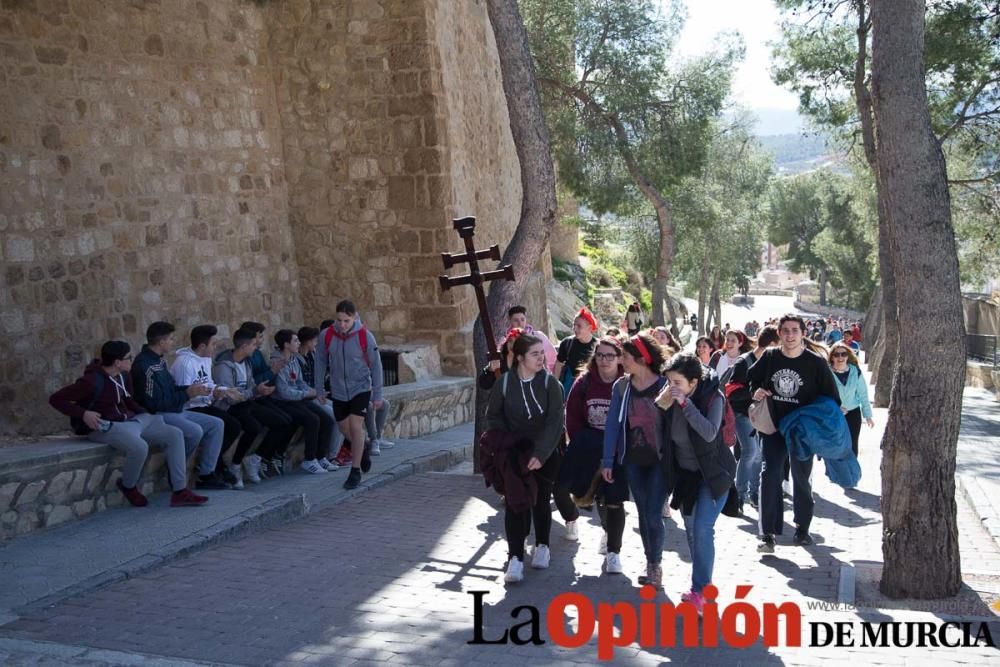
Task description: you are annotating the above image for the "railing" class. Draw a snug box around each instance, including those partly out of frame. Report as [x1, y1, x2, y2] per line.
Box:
[380, 350, 400, 387]
[967, 334, 998, 367]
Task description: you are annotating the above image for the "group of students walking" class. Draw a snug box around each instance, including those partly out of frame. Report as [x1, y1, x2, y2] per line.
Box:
[49, 300, 390, 507]
[481, 305, 866, 613]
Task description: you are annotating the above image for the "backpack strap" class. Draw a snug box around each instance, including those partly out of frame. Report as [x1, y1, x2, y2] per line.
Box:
[359, 326, 370, 369]
[502, 371, 509, 398]
[324, 326, 334, 351]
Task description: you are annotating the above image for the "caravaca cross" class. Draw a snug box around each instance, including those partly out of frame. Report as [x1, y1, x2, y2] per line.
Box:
[438, 216, 515, 373]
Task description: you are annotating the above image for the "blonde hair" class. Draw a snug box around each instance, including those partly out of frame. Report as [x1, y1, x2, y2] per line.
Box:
[828, 341, 861, 368]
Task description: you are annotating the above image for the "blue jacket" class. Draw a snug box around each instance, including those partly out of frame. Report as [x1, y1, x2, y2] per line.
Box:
[833, 364, 873, 419]
[779, 395, 860, 488]
[601, 375, 667, 469]
[131, 345, 188, 414]
[249, 348, 274, 385]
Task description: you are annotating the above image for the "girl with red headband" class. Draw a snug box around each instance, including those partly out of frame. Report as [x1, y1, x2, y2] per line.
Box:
[478, 328, 524, 392]
[554, 308, 599, 398]
[600, 332, 670, 589]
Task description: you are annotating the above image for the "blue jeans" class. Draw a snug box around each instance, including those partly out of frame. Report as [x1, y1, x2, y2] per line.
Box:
[681, 481, 726, 593]
[623, 462, 668, 565]
[734, 413, 761, 502]
[161, 410, 224, 476]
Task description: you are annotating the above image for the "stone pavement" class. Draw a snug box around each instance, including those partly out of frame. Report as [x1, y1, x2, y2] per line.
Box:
[0, 423, 474, 621]
[957, 387, 1000, 549]
[1, 395, 999, 665]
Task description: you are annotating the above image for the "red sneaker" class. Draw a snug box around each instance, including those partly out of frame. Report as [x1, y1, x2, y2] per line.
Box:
[170, 488, 209, 507]
[117, 479, 148, 507]
[333, 443, 353, 467]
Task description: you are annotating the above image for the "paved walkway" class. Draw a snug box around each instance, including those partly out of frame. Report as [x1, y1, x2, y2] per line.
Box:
[958, 387, 1000, 549]
[1, 385, 998, 665]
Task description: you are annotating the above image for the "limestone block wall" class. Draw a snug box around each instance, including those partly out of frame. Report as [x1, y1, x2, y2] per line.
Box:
[0, 0, 303, 435]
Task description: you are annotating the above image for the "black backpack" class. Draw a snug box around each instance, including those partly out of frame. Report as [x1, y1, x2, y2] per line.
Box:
[69, 373, 106, 435]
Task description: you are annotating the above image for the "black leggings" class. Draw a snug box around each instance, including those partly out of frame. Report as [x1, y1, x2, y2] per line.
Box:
[227, 400, 295, 463]
[191, 405, 242, 453]
[845, 407, 862, 457]
[506, 463, 556, 560]
[597, 500, 626, 554]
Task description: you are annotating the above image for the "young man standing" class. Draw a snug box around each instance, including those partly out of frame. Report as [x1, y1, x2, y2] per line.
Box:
[748, 314, 842, 553]
[171, 324, 244, 485]
[315, 301, 383, 490]
[132, 321, 229, 490]
[50, 341, 207, 507]
[212, 328, 296, 484]
[271, 329, 337, 474]
[505, 305, 556, 373]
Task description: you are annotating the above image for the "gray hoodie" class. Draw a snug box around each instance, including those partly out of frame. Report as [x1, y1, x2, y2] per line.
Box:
[211, 348, 256, 410]
[314, 317, 383, 403]
[269, 347, 314, 402]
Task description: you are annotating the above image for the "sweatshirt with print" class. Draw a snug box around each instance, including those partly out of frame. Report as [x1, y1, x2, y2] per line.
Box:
[269, 348, 314, 402]
[211, 349, 257, 411]
[170, 347, 216, 409]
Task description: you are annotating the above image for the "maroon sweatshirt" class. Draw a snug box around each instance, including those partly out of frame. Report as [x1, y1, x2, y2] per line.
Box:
[565, 365, 622, 440]
[49, 359, 145, 422]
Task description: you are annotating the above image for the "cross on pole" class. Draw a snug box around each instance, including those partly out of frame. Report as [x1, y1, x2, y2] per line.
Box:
[438, 216, 514, 364]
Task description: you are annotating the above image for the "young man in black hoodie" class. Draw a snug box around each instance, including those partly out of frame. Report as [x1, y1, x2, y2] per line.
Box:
[131, 321, 229, 490]
[50, 341, 208, 507]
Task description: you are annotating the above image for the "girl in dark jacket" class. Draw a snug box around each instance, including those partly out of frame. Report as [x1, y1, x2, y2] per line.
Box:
[561, 336, 627, 573]
[656, 352, 736, 613]
[485, 334, 565, 584]
[478, 328, 522, 391]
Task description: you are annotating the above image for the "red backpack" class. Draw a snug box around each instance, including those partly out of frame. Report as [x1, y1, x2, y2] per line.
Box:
[708, 390, 738, 448]
[324, 326, 371, 368]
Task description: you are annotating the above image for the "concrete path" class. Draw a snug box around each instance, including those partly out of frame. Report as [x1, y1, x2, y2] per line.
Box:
[1, 385, 999, 665]
[958, 387, 1000, 549]
[0, 424, 474, 620]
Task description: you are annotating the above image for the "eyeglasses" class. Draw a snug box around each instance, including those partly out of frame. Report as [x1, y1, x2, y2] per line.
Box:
[831, 352, 848, 358]
[594, 352, 619, 361]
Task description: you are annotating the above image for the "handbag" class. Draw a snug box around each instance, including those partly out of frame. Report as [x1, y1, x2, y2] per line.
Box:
[749, 396, 777, 435]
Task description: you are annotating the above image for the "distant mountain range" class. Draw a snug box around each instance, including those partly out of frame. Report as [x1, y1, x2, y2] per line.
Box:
[749, 109, 847, 175]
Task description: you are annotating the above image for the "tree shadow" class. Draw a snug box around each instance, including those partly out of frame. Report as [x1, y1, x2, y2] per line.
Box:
[843, 487, 881, 513]
[813, 495, 878, 528]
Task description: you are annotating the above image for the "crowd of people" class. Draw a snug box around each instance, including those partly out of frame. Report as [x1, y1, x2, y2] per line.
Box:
[49, 300, 393, 507]
[481, 304, 867, 612]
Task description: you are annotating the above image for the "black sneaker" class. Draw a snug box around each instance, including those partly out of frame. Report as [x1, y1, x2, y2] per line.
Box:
[793, 529, 814, 546]
[219, 467, 239, 487]
[757, 534, 776, 554]
[343, 468, 362, 490]
[196, 473, 230, 490]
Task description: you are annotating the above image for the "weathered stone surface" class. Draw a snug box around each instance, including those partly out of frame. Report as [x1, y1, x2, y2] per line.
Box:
[1, 481, 21, 509]
[72, 498, 95, 517]
[15, 481, 45, 507]
[45, 505, 74, 528]
[44, 470, 75, 503]
[86, 464, 107, 493]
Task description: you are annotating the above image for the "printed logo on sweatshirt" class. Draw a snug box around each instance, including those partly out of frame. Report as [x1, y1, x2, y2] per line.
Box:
[772, 368, 804, 403]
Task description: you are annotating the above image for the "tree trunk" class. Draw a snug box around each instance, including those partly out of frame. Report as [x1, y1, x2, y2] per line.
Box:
[650, 199, 675, 328]
[853, 0, 898, 408]
[818, 267, 828, 306]
[710, 269, 722, 332]
[871, 0, 965, 598]
[476, 0, 559, 472]
[697, 255, 709, 335]
[864, 282, 883, 372]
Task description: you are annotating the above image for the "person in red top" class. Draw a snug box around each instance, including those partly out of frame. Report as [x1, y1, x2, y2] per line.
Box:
[49, 340, 207, 508]
[560, 336, 628, 573]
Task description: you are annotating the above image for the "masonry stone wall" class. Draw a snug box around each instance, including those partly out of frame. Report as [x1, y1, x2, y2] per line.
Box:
[0, 0, 303, 435]
[1, 0, 544, 437]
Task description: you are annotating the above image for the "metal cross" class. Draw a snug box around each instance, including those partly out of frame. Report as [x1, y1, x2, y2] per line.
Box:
[439, 216, 515, 363]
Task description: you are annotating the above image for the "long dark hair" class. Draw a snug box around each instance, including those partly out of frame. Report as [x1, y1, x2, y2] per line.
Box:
[583, 336, 624, 377]
[510, 333, 542, 370]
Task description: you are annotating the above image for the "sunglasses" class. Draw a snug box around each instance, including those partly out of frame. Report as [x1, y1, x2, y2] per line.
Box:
[831, 352, 848, 358]
[594, 352, 619, 361]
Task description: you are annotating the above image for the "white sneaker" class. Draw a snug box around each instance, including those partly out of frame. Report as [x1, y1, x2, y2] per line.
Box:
[318, 457, 339, 471]
[226, 463, 244, 490]
[378, 439, 395, 450]
[370, 440, 381, 456]
[301, 459, 327, 474]
[605, 552, 623, 574]
[504, 557, 524, 583]
[599, 532, 608, 555]
[564, 520, 579, 542]
[662, 499, 672, 518]
[531, 544, 550, 569]
[783, 480, 792, 497]
[243, 455, 262, 484]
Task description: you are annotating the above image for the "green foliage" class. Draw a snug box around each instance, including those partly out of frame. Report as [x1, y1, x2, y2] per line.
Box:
[640, 288, 653, 313]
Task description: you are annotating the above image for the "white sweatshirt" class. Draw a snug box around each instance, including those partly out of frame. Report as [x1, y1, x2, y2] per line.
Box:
[170, 347, 217, 409]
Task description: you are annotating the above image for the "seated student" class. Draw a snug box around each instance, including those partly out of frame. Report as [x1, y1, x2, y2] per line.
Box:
[131, 322, 230, 490]
[49, 341, 207, 507]
[240, 321, 286, 385]
[271, 329, 337, 474]
[505, 305, 557, 372]
[365, 396, 394, 456]
[212, 328, 296, 484]
[315, 300, 383, 489]
[171, 324, 245, 485]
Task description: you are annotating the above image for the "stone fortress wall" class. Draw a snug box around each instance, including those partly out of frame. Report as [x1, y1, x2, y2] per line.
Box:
[0, 0, 543, 435]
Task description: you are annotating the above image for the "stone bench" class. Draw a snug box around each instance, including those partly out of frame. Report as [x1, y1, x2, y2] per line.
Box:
[0, 376, 474, 542]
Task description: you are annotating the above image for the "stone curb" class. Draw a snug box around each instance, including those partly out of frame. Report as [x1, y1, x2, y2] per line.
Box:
[14, 440, 474, 616]
[957, 472, 1000, 550]
[0, 636, 238, 666]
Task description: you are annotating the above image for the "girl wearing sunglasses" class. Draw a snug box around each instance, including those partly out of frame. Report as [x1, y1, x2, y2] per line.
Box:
[827, 342, 874, 457]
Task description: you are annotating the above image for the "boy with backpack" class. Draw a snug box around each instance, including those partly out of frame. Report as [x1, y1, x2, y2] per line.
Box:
[315, 300, 383, 490]
[49, 340, 207, 507]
